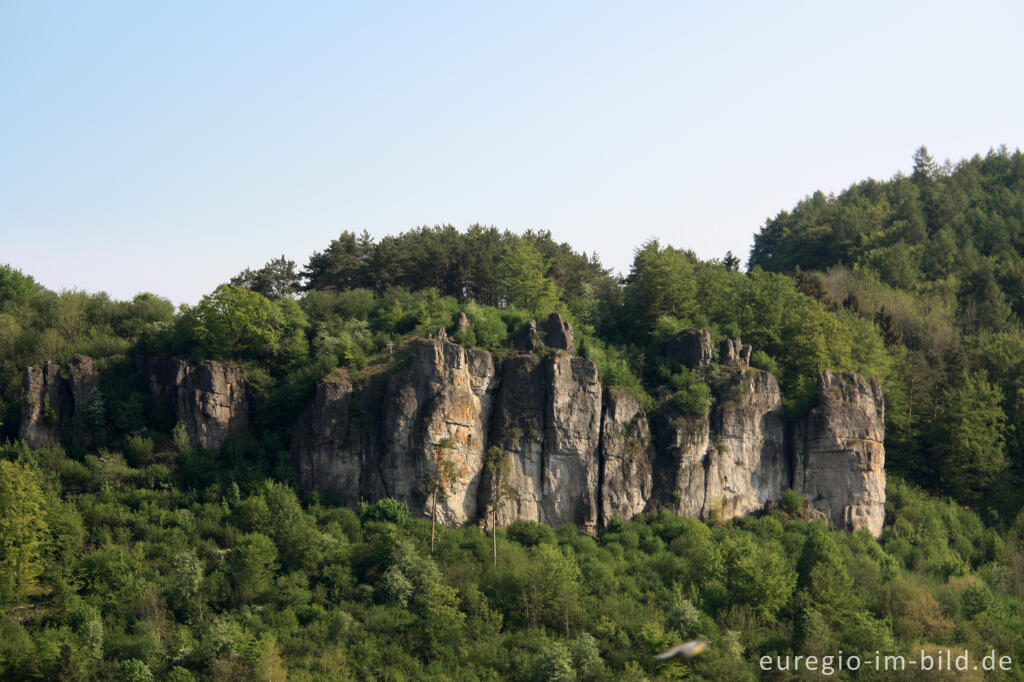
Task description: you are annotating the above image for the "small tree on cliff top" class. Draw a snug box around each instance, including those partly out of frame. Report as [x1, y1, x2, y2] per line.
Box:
[424, 437, 458, 552]
[484, 445, 517, 566]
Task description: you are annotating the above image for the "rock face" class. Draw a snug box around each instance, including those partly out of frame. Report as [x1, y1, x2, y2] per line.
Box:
[291, 330, 888, 537]
[652, 369, 786, 522]
[660, 329, 713, 369]
[542, 355, 601, 531]
[600, 388, 655, 522]
[19, 355, 99, 449]
[136, 355, 250, 451]
[704, 370, 787, 519]
[544, 312, 575, 353]
[795, 371, 886, 536]
[379, 340, 497, 526]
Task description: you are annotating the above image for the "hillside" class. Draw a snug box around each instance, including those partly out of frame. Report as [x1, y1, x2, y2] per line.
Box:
[3, 167, 1024, 679]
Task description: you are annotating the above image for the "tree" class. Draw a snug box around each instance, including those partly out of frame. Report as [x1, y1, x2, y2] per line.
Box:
[497, 240, 561, 314]
[622, 240, 698, 336]
[0, 460, 48, 606]
[483, 446, 516, 566]
[230, 255, 300, 300]
[934, 376, 1007, 505]
[423, 438, 458, 552]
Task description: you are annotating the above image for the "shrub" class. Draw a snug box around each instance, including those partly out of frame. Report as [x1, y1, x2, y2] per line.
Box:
[782, 489, 805, 515]
[359, 498, 410, 526]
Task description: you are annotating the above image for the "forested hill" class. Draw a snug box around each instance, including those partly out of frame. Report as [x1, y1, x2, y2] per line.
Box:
[749, 146, 1024, 519]
[4, 152, 1024, 679]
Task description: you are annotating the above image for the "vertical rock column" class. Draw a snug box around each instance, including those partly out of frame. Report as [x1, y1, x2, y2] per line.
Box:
[599, 388, 654, 523]
[543, 355, 603, 532]
[795, 371, 886, 537]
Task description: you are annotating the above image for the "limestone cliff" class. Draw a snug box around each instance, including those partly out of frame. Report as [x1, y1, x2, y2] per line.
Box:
[795, 371, 886, 536]
[293, 332, 888, 536]
[22, 328, 886, 538]
[19, 354, 99, 449]
[379, 339, 497, 526]
[599, 388, 654, 522]
[135, 355, 250, 451]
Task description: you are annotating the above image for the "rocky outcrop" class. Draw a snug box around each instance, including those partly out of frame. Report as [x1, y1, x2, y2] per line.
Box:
[487, 354, 548, 525]
[543, 355, 602, 531]
[512, 321, 544, 353]
[600, 388, 654, 522]
[659, 329, 713, 369]
[794, 371, 886, 536]
[293, 330, 888, 537]
[544, 312, 574, 353]
[704, 370, 787, 519]
[718, 338, 752, 367]
[19, 355, 99, 449]
[379, 339, 497, 526]
[136, 355, 250, 451]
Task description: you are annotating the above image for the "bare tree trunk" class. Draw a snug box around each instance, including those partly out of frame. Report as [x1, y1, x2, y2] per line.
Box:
[492, 507, 497, 566]
[430, 490, 437, 552]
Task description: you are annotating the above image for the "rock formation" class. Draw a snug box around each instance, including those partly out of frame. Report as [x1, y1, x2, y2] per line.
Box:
[293, 329, 887, 536]
[379, 340, 497, 526]
[544, 312, 574, 353]
[22, 329, 887, 537]
[794, 371, 886, 536]
[659, 328, 713, 369]
[135, 355, 250, 451]
[19, 354, 99, 448]
[19, 352, 99, 448]
[599, 388, 655, 522]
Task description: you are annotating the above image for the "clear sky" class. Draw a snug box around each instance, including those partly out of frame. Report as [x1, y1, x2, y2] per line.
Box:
[3, 1, 1023, 305]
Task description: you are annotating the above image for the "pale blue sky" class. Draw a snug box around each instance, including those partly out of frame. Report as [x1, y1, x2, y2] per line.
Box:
[3, 1, 1023, 304]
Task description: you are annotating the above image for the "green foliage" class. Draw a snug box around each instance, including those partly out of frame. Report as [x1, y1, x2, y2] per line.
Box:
[781, 489, 805, 514]
[668, 368, 712, 416]
[0, 460, 48, 606]
[360, 498, 410, 525]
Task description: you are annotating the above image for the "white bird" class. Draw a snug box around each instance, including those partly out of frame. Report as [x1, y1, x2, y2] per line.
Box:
[654, 639, 709, 662]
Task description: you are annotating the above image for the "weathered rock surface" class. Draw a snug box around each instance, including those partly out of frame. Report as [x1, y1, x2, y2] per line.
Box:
[704, 369, 787, 519]
[794, 371, 886, 537]
[453, 311, 471, 333]
[512, 321, 544, 353]
[544, 312, 575, 353]
[660, 329, 713, 369]
[486, 354, 547, 525]
[380, 339, 497, 526]
[543, 355, 602, 532]
[599, 388, 654, 522]
[136, 355, 250, 451]
[652, 409, 710, 517]
[19, 354, 99, 448]
[292, 330, 888, 536]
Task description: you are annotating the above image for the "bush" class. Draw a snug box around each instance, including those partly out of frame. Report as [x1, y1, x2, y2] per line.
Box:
[359, 498, 410, 526]
[123, 434, 154, 466]
[782, 489, 805, 515]
[506, 520, 557, 547]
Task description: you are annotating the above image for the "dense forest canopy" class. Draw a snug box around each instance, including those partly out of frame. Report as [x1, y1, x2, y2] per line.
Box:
[750, 146, 1024, 517]
[4, 148, 1024, 679]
